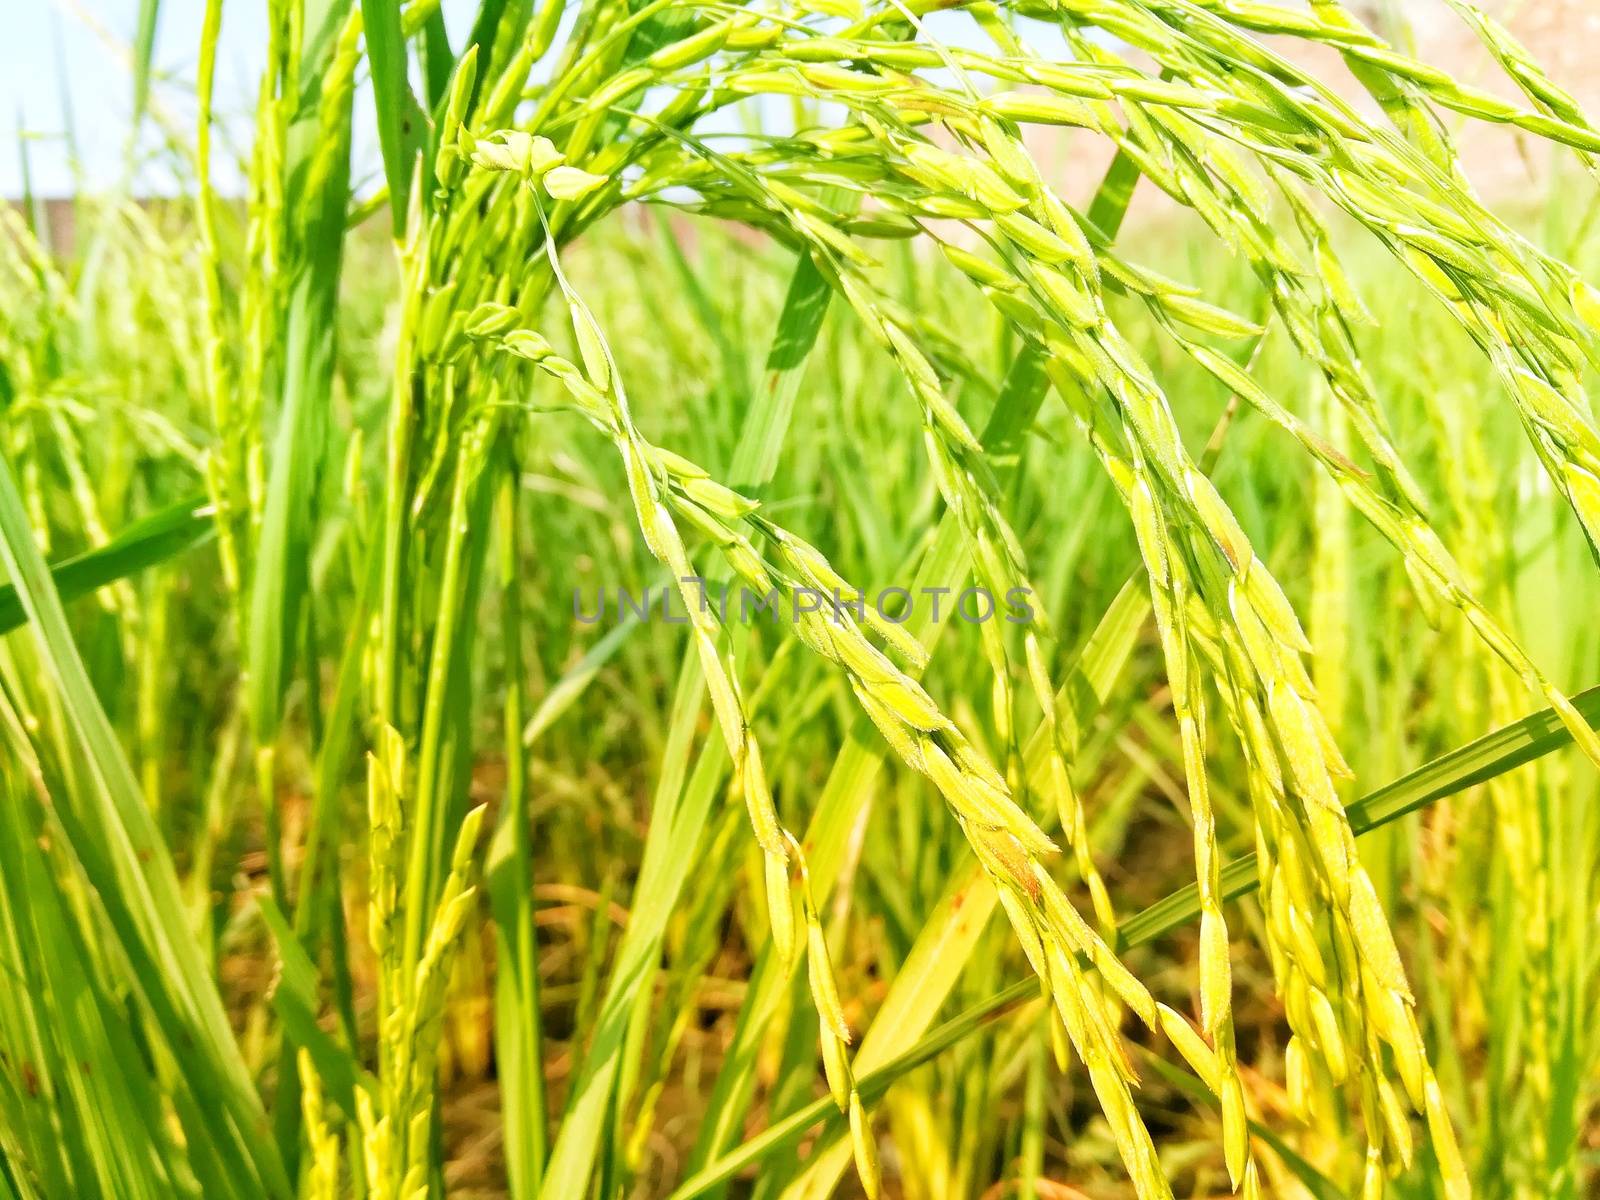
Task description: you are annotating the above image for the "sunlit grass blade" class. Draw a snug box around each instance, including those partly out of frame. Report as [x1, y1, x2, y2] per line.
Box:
[131, 0, 161, 140]
[361, 0, 423, 233]
[0, 493, 212, 636]
[0, 447, 289, 1198]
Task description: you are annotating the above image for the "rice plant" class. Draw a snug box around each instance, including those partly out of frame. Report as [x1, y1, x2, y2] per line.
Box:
[1, 0, 1599, 1197]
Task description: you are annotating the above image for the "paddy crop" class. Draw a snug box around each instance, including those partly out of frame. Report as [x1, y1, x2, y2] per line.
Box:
[0, 1, 1598, 1198]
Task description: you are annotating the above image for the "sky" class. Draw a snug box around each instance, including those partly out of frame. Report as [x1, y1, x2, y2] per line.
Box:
[2, 1, 1041, 198]
[2, 0, 476, 197]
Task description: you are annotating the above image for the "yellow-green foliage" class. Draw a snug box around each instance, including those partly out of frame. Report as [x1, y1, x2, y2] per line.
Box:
[0, 2, 1597, 1199]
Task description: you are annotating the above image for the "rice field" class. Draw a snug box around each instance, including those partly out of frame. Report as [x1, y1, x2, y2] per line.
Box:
[1, 1, 1599, 1197]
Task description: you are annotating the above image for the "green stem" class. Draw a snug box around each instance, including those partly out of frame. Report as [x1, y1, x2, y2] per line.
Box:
[489, 446, 549, 1194]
